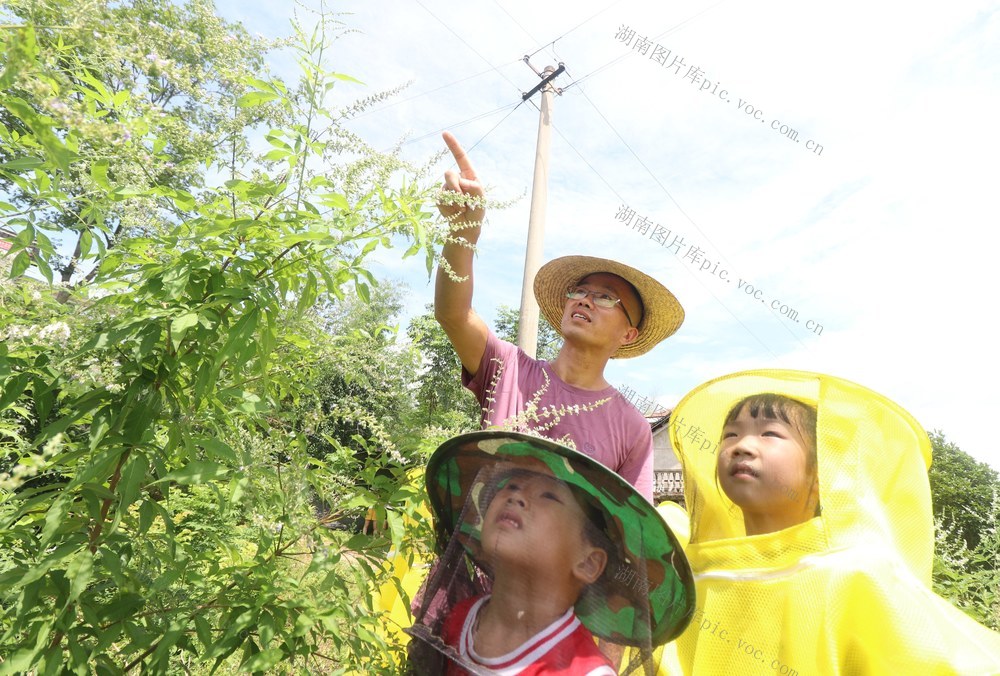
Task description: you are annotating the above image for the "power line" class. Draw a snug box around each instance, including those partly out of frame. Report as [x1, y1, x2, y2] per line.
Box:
[527, 0, 626, 59]
[491, 0, 541, 45]
[574, 85, 723, 264]
[556, 83, 805, 350]
[547, 114, 779, 356]
[351, 61, 521, 121]
[463, 99, 529, 157]
[415, 0, 524, 97]
[400, 101, 522, 147]
[514, 1, 799, 347]
[532, 99, 624, 203]
[564, 0, 729, 90]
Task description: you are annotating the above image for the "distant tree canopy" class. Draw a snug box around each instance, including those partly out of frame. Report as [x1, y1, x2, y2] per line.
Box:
[494, 303, 561, 363]
[406, 305, 480, 432]
[930, 432, 1000, 631]
[928, 430, 1000, 550]
[0, 0, 274, 286]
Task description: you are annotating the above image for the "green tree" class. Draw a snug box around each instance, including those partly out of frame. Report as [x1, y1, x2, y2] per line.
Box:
[929, 431, 1000, 631]
[301, 280, 421, 463]
[494, 303, 561, 362]
[933, 493, 1000, 631]
[406, 306, 479, 432]
[0, 0, 274, 288]
[928, 430, 1000, 550]
[0, 4, 440, 672]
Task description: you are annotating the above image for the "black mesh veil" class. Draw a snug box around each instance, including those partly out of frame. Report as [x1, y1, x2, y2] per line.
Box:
[404, 432, 695, 675]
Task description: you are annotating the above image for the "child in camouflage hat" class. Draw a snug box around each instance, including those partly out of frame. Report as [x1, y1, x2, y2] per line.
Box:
[406, 430, 694, 675]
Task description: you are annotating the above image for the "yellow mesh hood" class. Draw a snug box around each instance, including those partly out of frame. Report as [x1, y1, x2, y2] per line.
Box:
[658, 369, 1000, 675]
[670, 369, 932, 579]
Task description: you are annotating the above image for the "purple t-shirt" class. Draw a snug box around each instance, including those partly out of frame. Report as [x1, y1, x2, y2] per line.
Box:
[463, 332, 653, 501]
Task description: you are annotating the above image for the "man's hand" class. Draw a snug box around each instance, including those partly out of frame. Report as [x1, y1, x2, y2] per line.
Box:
[438, 131, 485, 233]
[434, 131, 490, 376]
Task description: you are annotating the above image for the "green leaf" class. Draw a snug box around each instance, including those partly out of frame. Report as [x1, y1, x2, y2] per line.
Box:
[241, 648, 284, 673]
[237, 91, 280, 108]
[195, 615, 213, 650]
[162, 264, 191, 300]
[263, 149, 293, 162]
[213, 306, 259, 370]
[355, 281, 370, 303]
[18, 542, 79, 588]
[78, 70, 112, 104]
[170, 312, 199, 344]
[318, 192, 350, 210]
[197, 437, 238, 464]
[33, 252, 53, 283]
[229, 477, 249, 506]
[117, 452, 149, 510]
[0, 373, 31, 412]
[78, 229, 94, 261]
[2, 96, 75, 171]
[9, 251, 30, 278]
[41, 494, 72, 547]
[153, 461, 228, 486]
[138, 500, 155, 533]
[89, 408, 111, 452]
[66, 550, 94, 603]
[1, 157, 44, 171]
[0, 25, 39, 91]
[111, 187, 147, 198]
[91, 160, 109, 188]
[332, 72, 365, 85]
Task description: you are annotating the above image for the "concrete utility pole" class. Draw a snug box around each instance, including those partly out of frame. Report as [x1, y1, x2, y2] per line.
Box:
[517, 59, 565, 358]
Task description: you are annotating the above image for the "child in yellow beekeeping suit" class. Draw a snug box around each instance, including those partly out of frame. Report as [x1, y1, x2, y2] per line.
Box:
[661, 369, 1000, 675]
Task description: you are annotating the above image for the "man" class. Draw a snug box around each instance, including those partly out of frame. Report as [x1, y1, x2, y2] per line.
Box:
[434, 132, 684, 501]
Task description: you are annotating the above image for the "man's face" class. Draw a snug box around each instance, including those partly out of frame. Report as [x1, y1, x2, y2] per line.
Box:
[560, 272, 641, 351]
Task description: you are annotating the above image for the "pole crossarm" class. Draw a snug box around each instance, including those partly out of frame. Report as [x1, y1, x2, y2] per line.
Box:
[521, 62, 566, 101]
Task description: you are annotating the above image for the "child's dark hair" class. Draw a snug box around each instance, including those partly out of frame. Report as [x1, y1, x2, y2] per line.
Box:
[723, 393, 818, 472]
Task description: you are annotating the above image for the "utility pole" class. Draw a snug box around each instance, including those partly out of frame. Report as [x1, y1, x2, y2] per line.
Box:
[517, 58, 565, 358]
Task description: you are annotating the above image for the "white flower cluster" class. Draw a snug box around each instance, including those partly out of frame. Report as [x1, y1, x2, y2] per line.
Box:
[0, 434, 63, 492]
[37, 321, 71, 346]
[1, 321, 72, 347]
[73, 357, 124, 393]
[483, 359, 611, 445]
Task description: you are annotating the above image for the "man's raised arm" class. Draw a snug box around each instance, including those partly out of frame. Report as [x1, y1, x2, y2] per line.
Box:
[434, 132, 490, 376]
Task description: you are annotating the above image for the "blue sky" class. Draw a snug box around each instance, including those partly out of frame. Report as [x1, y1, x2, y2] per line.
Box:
[217, 0, 1000, 469]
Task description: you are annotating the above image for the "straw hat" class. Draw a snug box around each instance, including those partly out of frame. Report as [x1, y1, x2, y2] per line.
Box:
[533, 255, 684, 358]
[425, 430, 695, 646]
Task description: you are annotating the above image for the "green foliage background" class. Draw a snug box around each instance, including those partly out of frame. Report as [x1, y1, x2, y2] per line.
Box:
[0, 2, 461, 672]
[929, 431, 1000, 631]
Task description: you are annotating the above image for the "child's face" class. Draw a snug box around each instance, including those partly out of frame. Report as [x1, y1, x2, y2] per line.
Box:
[480, 471, 602, 579]
[717, 405, 817, 533]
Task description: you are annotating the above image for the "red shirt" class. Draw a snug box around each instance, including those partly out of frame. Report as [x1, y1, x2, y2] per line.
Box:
[441, 595, 617, 675]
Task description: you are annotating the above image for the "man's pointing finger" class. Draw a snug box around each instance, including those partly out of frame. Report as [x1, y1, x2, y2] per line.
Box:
[442, 131, 478, 180]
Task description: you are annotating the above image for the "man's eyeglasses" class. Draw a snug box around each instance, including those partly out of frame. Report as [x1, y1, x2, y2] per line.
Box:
[566, 286, 634, 327]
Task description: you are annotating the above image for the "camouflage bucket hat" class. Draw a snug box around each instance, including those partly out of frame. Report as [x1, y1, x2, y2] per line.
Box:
[425, 430, 695, 646]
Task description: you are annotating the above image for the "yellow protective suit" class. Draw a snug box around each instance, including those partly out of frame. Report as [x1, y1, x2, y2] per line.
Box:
[660, 369, 1000, 675]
